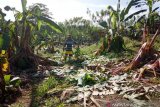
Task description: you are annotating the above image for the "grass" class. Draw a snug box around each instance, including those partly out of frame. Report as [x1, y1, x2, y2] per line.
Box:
[31, 76, 72, 107]
[34, 77, 58, 97]
[123, 37, 141, 51]
[154, 36, 160, 51]
[31, 76, 58, 107]
[10, 103, 24, 107]
[80, 43, 101, 55]
[77, 37, 140, 59]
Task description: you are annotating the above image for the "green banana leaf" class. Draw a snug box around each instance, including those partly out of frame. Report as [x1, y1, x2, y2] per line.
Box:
[21, 0, 27, 13]
[4, 74, 11, 85]
[99, 21, 108, 28]
[124, 9, 147, 21]
[37, 16, 63, 33]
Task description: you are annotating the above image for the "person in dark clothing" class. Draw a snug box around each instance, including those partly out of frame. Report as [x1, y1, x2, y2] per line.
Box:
[63, 34, 76, 61]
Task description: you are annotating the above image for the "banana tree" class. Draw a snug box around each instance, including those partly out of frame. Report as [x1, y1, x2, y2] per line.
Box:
[90, 0, 147, 54]
[135, 0, 160, 42]
[107, 0, 147, 51]
[111, 0, 160, 75]
[5, 0, 62, 70]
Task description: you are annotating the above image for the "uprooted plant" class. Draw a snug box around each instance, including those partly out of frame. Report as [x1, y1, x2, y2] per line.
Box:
[112, 25, 160, 80]
[111, 0, 160, 79]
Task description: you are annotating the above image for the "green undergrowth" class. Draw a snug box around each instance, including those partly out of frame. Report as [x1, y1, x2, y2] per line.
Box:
[80, 36, 160, 59]
[101, 51, 134, 59]
[123, 37, 141, 51]
[154, 36, 160, 51]
[38, 36, 160, 61]
[79, 37, 140, 58]
[80, 43, 101, 55]
[31, 76, 71, 107]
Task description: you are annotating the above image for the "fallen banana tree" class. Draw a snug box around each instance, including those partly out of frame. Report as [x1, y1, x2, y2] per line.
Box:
[112, 26, 160, 79]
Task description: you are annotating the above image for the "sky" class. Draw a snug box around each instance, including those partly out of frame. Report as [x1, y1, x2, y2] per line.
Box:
[0, 0, 159, 22]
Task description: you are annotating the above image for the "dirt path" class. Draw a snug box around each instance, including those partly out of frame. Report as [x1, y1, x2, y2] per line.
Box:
[10, 87, 32, 107]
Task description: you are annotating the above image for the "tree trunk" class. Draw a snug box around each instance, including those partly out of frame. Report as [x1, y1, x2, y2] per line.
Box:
[112, 26, 160, 74]
[10, 24, 39, 70]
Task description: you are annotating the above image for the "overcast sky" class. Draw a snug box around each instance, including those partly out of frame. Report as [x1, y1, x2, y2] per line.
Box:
[0, 0, 159, 22]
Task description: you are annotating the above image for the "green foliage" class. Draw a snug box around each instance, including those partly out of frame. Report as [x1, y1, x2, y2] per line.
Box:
[59, 17, 100, 44]
[135, 0, 159, 27]
[10, 77, 21, 87]
[4, 75, 21, 87]
[74, 46, 81, 59]
[4, 1, 63, 56]
[109, 36, 125, 52]
[82, 73, 96, 86]
[37, 16, 63, 33]
[99, 21, 108, 28]
[21, 0, 27, 13]
[34, 76, 58, 97]
[4, 74, 11, 85]
[0, 33, 10, 50]
[43, 97, 65, 107]
[154, 36, 160, 50]
[31, 76, 69, 107]
[124, 9, 147, 21]
[92, 0, 146, 31]
[122, 0, 142, 19]
[88, 0, 146, 53]
[80, 43, 101, 55]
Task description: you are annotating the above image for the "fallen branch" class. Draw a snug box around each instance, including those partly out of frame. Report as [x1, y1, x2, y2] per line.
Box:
[137, 58, 160, 80]
[90, 96, 102, 107]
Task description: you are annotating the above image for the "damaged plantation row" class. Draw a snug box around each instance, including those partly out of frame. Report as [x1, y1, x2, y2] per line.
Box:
[0, 0, 160, 107]
[31, 33, 160, 106]
[32, 26, 160, 107]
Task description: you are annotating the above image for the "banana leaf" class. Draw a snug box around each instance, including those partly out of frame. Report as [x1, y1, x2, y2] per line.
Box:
[21, 0, 27, 13]
[99, 21, 108, 28]
[124, 9, 147, 21]
[4, 74, 11, 85]
[37, 16, 63, 33]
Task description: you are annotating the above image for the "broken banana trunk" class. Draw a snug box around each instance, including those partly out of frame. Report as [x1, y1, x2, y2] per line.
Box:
[112, 26, 160, 75]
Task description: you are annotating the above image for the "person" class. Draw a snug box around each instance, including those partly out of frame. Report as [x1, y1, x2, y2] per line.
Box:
[63, 34, 76, 61]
